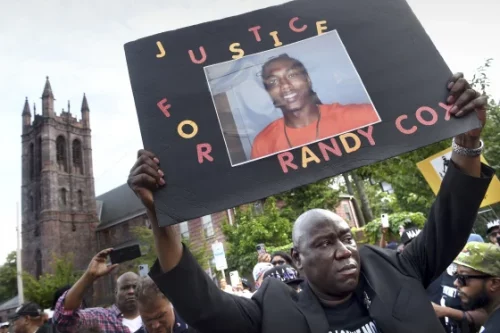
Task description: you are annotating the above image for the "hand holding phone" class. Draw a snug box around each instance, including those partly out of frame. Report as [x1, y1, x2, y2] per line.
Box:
[110, 244, 142, 265]
[381, 214, 390, 229]
[256, 243, 266, 255]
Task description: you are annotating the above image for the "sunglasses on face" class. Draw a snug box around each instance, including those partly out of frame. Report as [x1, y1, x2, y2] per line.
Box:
[489, 231, 499, 237]
[272, 260, 286, 266]
[454, 273, 492, 286]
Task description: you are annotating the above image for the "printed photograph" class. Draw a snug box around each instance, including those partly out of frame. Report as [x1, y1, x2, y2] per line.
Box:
[204, 30, 381, 166]
[430, 151, 452, 180]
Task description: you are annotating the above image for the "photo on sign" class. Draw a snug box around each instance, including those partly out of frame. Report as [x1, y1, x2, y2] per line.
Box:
[204, 30, 381, 166]
[430, 151, 452, 180]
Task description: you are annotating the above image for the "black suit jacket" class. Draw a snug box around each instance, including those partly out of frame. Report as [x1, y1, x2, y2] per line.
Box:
[150, 162, 493, 333]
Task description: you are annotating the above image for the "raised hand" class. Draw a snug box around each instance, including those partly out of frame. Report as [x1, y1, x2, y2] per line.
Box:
[447, 73, 488, 145]
[128, 149, 165, 212]
[86, 248, 118, 280]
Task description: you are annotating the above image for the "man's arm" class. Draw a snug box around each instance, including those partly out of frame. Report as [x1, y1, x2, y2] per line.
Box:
[400, 73, 492, 287]
[432, 303, 488, 328]
[129, 150, 261, 333]
[53, 249, 118, 332]
[53, 290, 108, 333]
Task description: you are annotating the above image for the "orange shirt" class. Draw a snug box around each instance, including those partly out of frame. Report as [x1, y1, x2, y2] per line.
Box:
[250, 103, 379, 159]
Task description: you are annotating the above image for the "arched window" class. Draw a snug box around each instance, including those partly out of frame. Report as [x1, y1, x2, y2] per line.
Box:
[56, 136, 67, 172]
[34, 225, 40, 237]
[35, 250, 42, 278]
[36, 137, 42, 175]
[78, 190, 84, 210]
[36, 189, 41, 213]
[29, 143, 34, 180]
[29, 195, 34, 212]
[72, 139, 83, 174]
[59, 188, 67, 209]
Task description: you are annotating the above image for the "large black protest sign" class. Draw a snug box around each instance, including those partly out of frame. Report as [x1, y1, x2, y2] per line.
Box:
[125, 0, 481, 227]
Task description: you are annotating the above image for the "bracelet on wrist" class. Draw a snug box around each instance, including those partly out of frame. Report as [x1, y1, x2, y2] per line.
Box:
[452, 138, 484, 157]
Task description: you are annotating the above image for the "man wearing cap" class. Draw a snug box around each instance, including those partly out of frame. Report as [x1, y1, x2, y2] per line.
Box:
[486, 220, 499, 246]
[428, 234, 488, 332]
[454, 242, 500, 332]
[9, 303, 45, 333]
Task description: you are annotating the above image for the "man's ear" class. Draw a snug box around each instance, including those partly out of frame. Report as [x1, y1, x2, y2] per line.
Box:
[291, 247, 302, 270]
[489, 278, 500, 293]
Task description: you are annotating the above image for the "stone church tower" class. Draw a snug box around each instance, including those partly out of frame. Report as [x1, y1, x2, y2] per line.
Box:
[21, 77, 98, 277]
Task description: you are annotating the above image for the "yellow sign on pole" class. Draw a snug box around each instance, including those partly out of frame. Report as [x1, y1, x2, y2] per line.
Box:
[417, 148, 500, 208]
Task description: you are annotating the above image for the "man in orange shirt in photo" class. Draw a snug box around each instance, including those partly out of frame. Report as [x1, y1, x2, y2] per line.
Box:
[250, 54, 379, 159]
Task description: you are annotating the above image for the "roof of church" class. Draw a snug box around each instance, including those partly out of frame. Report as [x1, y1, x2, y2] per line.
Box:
[95, 184, 145, 230]
[0, 295, 19, 311]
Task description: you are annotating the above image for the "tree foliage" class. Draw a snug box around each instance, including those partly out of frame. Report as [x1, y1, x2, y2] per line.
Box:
[130, 226, 210, 271]
[362, 212, 426, 244]
[23, 254, 80, 309]
[275, 178, 340, 221]
[0, 252, 18, 303]
[222, 197, 293, 277]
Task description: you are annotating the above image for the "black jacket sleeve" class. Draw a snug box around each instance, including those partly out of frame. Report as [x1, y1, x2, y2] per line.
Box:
[149, 245, 261, 333]
[400, 161, 493, 288]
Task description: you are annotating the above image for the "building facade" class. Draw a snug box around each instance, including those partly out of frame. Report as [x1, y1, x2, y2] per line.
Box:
[21, 78, 98, 277]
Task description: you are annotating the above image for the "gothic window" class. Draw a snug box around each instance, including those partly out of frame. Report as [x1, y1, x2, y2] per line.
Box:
[72, 139, 83, 174]
[56, 136, 67, 172]
[34, 225, 40, 237]
[59, 188, 67, 209]
[36, 189, 41, 213]
[29, 195, 34, 212]
[77, 190, 84, 210]
[202, 215, 214, 238]
[35, 250, 42, 278]
[36, 137, 42, 175]
[29, 143, 34, 180]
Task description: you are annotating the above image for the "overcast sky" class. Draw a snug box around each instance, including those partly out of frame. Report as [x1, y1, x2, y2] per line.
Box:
[0, 0, 498, 266]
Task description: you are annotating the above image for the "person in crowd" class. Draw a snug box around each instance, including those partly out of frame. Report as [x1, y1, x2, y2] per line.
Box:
[453, 242, 500, 332]
[428, 234, 488, 332]
[250, 54, 379, 159]
[9, 303, 45, 333]
[263, 264, 303, 293]
[396, 226, 422, 253]
[218, 279, 233, 293]
[252, 263, 273, 290]
[0, 323, 8, 333]
[76, 327, 102, 333]
[270, 251, 294, 267]
[135, 276, 196, 333]
[53, 249, 143, 333]
[234, 279, 253, 298]
[485, 220, 499, 246]
[128, 73, 493, 332]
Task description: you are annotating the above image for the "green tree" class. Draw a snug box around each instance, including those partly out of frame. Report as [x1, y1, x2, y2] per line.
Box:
[362, 212, 427, 244]
[129, 226, 209, 271]
[23, 254, 80, 309]
[275, 178, 340, 221]
[0, 252, 18, 303]
[222, 197, 292, 277]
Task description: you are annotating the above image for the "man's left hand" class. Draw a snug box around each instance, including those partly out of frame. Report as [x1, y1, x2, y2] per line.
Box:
[447, 73, 488, 147]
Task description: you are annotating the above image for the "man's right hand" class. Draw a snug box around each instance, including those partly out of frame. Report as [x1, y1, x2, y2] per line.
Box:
[127, 149, 183, 273]
[85, 248, 118, 280]
[127, 149, 165, 212]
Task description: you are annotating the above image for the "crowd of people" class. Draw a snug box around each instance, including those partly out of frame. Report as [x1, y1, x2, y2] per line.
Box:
[4, 74, 500, 333]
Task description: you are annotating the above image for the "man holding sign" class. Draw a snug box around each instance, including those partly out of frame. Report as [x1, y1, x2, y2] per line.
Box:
[128, 74, 493, 332]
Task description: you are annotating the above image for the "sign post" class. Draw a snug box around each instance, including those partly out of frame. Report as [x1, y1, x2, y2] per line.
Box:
[211, 241, 228, 280]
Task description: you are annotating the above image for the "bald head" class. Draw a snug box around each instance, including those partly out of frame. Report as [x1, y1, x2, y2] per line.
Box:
[117, 272, 139, 286]
[292, 209, 345, 249]
[115, 272, 139, 315]
[291, 209, 360, 300]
